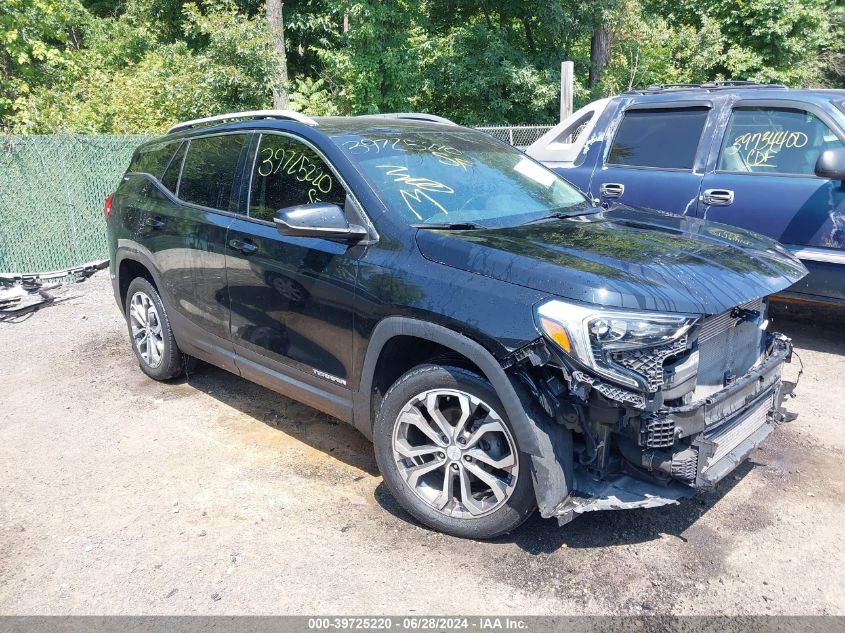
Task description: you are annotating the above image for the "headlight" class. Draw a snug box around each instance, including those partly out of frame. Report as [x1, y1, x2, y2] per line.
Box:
[536, 299, 699, 389]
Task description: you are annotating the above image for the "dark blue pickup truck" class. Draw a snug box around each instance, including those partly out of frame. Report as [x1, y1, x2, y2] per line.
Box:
[528, 82, 845, 305]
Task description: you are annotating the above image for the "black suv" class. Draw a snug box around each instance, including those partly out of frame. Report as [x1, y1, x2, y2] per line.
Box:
[106, 110, 806, 538]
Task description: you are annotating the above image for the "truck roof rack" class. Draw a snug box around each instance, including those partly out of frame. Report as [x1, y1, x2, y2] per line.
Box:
[623, 81, 788, 95]
[364, 112, 457, 125]
[167, 110, 318, 134]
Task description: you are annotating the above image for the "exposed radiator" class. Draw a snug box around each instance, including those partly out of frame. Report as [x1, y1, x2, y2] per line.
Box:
[693, 298, 765, 401]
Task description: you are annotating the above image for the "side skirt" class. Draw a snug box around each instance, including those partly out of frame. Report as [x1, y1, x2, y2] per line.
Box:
[233, 344, 354, 423]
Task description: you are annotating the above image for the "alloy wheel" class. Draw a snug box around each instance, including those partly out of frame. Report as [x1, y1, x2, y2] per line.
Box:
[129, 291, 164, 368]
[391, 388, 519, 519]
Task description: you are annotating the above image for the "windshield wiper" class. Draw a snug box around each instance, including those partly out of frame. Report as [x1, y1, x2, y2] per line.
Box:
[413, 222, 488, 230]
[521, 206, 600, 225]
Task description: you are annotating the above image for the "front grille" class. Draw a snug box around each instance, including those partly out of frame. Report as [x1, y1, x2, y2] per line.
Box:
[644, 415, 675, 448]
[571, 370, 646, 409]
[693, 298, 765, 401]
[703, 394, 772, 467]
[613, 336, 688, 392]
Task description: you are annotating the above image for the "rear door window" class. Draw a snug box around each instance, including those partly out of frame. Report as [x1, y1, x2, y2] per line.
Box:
[248, 133, 346, 222]
[178, 134, 247, 211]
[608, 107, 709, 169]
[717, 107, 845, 176]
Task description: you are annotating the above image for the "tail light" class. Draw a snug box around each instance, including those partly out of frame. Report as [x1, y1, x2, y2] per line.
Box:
[104, 193, 114, 219]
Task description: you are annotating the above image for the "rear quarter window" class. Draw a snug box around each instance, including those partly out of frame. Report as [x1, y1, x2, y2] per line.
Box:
[608, 107, 709, 169]
[128, 142, 180, 180]
[160, 142, 186, 194]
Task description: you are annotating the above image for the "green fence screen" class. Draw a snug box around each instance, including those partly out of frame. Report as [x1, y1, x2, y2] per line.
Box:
[0, 134, 150, 274]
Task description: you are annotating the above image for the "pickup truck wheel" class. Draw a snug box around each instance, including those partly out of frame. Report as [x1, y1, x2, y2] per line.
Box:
[374, 364, 535, 539]
[124, 277, 187, 381]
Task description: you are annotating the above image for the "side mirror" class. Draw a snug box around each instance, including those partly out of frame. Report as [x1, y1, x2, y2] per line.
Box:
[815, 147, 845, 181]
[274, 202, 367, 241]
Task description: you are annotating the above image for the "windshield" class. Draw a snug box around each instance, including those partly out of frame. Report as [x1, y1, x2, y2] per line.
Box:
[330, 128, 590, 227]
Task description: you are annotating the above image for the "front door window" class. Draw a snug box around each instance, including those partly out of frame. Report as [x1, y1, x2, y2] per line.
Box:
[717, 107, 844, 176]
[249, 134, 347, 222]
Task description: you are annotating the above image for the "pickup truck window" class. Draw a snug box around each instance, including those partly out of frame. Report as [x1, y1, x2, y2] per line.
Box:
[718, 107, 845, 176]
[608, 107, 708, 170]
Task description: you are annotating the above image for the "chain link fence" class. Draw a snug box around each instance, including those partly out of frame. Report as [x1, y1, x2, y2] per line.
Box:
[0, 135, 149, 276]
[473, 124, 554, 149]
[0, 125, 553, 277]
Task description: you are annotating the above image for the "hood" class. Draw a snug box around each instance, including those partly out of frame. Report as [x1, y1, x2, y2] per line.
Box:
[415, 206, 808, 315]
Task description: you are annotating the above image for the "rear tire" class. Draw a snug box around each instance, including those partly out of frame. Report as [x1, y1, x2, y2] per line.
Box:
[374, 364, 535, 539]
[124, 277, 188, 381]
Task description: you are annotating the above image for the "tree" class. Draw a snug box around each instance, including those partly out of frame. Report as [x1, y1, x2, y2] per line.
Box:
[0, 0, 84, 124]
[312, 0, 606, 122]
[315, 0, 425, 114]
[3, 0, 844, 132]
[266, 0, 289, 108]
[640, 0, 835, 86]
[589, 22, 611, 88]
[10, 1, 278, 132]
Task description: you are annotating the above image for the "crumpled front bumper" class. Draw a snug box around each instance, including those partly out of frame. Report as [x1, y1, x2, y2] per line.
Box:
[551, 334, 795, 525]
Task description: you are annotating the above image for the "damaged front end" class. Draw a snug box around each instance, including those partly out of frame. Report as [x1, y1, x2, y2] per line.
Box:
[504, 296, 797, 525]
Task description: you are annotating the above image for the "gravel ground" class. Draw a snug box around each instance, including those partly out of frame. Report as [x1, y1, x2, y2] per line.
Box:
[0, 271, 843, 615]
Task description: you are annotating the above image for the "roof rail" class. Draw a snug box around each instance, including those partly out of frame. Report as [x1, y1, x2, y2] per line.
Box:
[623, 81, 787, 95]
[365, 112, 457, 125]
[167, 110, 318, 134]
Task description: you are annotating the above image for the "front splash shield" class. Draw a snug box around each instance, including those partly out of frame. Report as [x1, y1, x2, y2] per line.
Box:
[550, 472, 694, 526]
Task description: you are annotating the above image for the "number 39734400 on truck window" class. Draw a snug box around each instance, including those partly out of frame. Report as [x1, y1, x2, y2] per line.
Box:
[105, 110, 807, 539]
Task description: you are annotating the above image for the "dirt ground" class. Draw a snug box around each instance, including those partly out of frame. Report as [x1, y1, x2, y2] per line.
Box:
[1, 271, 844, 615]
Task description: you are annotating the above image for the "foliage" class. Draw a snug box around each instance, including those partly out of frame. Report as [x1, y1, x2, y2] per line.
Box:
[0, 0, 85, 119]
[310, 0, 606, 122]
[10, 1, 278, 133]
[315, 0, 426, 115]
[596, 0, 726, 93]
[644, 0, 836, 86]
[288, 76, 339, 116]
[414, 23, 563, 124]
[2, 0, 843, 132]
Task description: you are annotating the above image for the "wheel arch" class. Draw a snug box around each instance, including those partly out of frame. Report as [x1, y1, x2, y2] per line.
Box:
[354, 317, 541, 454]
[356, 317, 575, 517]
[114, 247, 164, 314]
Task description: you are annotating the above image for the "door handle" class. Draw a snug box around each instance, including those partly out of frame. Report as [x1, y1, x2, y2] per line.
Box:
[144, 216, 165, 230]
[701, 189, 734, 206]
[228, 238, 258, 255]
[600, 182, 625, 198]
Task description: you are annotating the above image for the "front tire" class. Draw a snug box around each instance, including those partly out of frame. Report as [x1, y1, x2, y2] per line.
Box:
[124, 277, 188, 381]
[374, 364, 535, 539]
